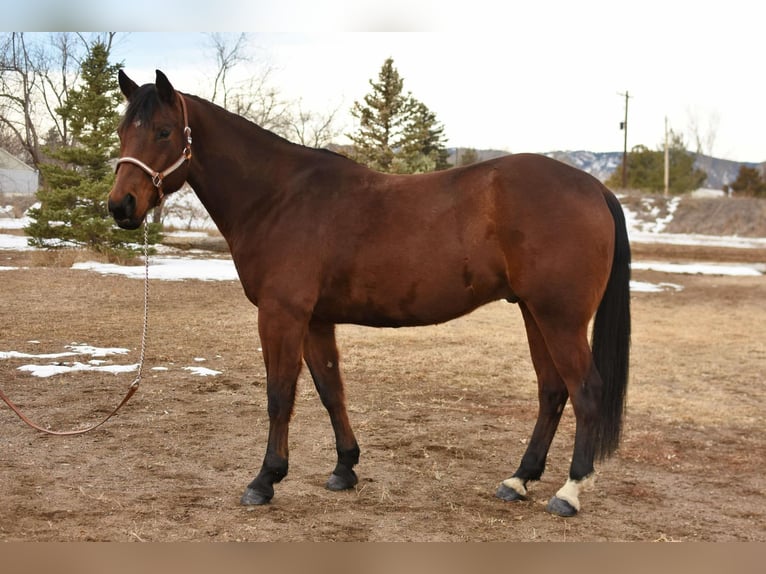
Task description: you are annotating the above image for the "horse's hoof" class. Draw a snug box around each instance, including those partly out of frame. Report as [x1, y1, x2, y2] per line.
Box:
[240, 487, 272, 506]
[495, 482, 526, 502]
[326, 470, 358, 492]
[546, 496, 578, 517]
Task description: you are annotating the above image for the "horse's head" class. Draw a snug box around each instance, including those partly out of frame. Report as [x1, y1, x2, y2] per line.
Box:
[108, 70, 192, 229]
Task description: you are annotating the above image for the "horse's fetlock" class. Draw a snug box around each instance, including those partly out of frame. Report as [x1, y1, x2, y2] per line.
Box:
[338, 444, 360, 468]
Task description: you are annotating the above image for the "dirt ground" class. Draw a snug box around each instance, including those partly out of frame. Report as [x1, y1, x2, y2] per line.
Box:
[0, 240, 764, 542]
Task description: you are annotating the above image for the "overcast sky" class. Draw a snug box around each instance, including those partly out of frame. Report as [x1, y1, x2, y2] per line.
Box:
[11, 1, 766, 162]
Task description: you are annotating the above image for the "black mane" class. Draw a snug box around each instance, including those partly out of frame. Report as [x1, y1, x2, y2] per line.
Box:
[118, 84, 161, 131]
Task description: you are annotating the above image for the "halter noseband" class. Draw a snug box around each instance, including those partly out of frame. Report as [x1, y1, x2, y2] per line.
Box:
[115, 93, 192, 200]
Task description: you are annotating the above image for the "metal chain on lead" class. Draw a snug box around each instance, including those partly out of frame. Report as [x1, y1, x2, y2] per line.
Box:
[131, 220, 151, 389]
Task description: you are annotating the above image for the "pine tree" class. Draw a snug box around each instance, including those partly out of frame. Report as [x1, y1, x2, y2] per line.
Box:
[457, 148, 479, 167]
[395, 100, 450, 173]
[25, 41, 159, 259]
[349, 58, 410, 172]
[606, 131, 707, 194]
[349, 58, 448, 174]
[728, 165, 766, 197]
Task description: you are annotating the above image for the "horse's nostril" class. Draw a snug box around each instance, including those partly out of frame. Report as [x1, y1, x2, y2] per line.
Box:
[108, 194, 135, 221]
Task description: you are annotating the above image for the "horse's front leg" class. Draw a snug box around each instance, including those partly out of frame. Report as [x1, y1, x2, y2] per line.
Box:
[303, 320, 360, 492]
[240, 302, 308, 506]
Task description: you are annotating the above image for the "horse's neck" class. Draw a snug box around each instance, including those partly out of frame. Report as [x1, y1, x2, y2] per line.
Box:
[183, 96, 300, 236]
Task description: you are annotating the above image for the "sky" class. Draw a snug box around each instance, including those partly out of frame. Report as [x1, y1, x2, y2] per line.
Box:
[7, 1, 766, 162]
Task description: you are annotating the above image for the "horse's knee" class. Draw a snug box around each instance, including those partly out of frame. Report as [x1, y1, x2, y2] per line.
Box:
[267, 388, 296, 421]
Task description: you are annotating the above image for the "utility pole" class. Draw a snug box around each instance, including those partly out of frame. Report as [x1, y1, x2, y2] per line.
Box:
[618, 91, 631, 188]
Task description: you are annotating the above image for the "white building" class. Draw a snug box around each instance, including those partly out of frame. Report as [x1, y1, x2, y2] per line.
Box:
[0, 148, 38, 195]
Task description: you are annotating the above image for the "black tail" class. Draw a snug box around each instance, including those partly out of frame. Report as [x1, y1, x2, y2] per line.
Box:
[591, 190, 631, 460]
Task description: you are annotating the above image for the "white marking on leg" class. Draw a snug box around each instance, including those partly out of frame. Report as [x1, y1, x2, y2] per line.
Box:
[501, 477, 527, 497]
[554, 474, 595, 511]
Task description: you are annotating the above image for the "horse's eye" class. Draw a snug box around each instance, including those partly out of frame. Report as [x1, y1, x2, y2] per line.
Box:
[158, 128, 171, 140]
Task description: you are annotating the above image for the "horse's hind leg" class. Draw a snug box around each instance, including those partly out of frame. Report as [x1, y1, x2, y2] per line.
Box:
[303, 320, 360, 491]
[530, 312, 602, 517]
[496, 303, 569, 502]
[545, 356, 602, 517]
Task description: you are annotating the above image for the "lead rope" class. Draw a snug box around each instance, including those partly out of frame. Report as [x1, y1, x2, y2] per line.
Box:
[0, 221, 151, 435]
[133, 219, 151, 388]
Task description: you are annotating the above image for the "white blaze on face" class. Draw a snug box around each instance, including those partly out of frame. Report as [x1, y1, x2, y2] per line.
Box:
[554, 474, 595, 511]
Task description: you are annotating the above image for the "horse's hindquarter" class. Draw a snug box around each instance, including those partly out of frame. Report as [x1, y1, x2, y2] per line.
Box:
[492, 155, 616, 318]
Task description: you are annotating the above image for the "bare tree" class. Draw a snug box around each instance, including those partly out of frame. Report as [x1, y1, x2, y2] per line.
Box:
[208, 32, 249, 110]
[289, 99, 342, 148]
[203, 33, 294, 138]
[0, 32, 107, 166]
[1, 33, 45, 165]
[37, 33, 80, 149]
[687, 106, 720, 186]
[166, 34, 343, 230]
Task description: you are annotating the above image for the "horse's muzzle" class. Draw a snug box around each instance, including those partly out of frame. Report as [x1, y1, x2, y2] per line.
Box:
[108, 193, 141, 230]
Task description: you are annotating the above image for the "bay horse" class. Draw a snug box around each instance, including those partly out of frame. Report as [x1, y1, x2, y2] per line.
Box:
[108, 70, 630, 517]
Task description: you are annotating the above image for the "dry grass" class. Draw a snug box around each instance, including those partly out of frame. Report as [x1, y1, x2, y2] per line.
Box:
[0, 242, 764, 541]
[667, 195, 766, 236]
[619, 190, 766, 237]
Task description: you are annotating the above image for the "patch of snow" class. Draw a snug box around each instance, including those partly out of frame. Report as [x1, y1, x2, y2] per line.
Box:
[691, 188, 727, 198]
[628, 230, 766, 250]
[0, 217, 29, 230]
[1, 350, 75, 360]
[0, 234, 32, 250]
[1, 343, 137, 379]
[630, 281, 684, 293]
[632, 261, 763, 277]
[183, 366, 222, 377]
[18, 362, 139, 378]
[0, 345, 130, 361]
[66, 344, 131, 357]
[72, 257, 239, 281]
[164, 230, 212, 238]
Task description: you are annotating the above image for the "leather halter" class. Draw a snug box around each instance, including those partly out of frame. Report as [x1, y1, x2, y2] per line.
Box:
[115, 93, 192, 199]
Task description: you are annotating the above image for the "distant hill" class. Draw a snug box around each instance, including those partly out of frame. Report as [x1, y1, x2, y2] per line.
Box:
[448, 148, 763, 190]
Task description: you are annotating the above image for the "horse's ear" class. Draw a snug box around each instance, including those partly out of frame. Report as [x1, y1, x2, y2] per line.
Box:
[155, 70, 176, 105]
[118, 69, 139, 100]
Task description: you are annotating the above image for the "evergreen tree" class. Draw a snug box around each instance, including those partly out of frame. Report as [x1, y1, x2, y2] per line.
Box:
[349, 58, 448, 174]
[728, 165, 766, 197]
[25, 41, 159, 259]
[606, 131, 707, 194]
[457, 148, 479, 166]
[395, 100, 450, 173]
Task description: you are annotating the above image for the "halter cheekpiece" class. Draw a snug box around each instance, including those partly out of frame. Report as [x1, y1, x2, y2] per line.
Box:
[115, 93, 192, 200]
